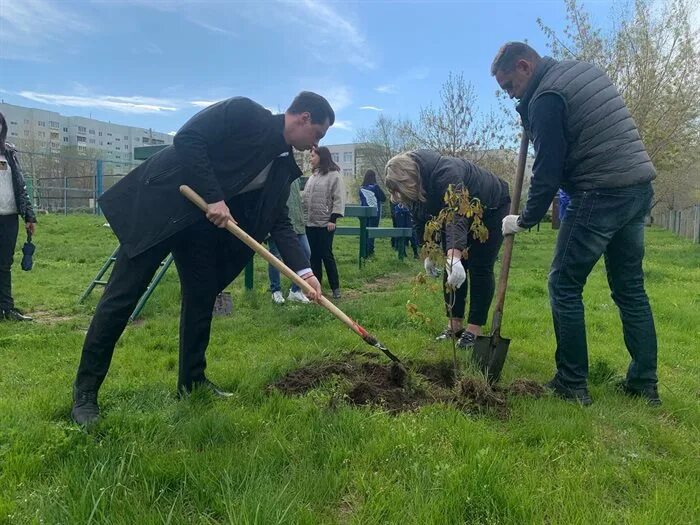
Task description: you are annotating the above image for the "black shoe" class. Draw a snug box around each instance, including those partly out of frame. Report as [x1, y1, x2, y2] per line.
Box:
[332, 289, 342, 300]
[544, 377, 593, 406]
[180, 378, 234, 399]
[457, 331, 477, 350]
[71, 386, 100, 425]
[435, 326, 464, 342]
[616, 380, 661, 407]
[3, 308, 32, 321]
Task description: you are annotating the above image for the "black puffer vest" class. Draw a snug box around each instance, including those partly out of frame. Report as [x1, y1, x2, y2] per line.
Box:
[517, 58, 656, 191]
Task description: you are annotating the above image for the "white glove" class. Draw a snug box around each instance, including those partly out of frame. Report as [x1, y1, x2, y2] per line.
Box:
[424, 257, 438, 277]
[445, 256, 466, 289]
[502, 214, 526, 235]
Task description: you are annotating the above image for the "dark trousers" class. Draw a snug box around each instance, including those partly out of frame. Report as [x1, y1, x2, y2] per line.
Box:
[75, 219, 249, 392]
[0, 214, 19, 311]
[549, 183, 657, 388]
[306, 226, 340, 291]
[443, 200, 508, 326]
[366, 215, 379, 255]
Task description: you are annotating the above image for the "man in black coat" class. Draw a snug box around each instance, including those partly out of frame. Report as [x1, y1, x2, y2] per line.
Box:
[492, 42, 659, 406]
[71, 92, 334, 425]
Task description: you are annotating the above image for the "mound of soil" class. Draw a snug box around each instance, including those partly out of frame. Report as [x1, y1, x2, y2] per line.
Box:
[270, 354, 545, 416]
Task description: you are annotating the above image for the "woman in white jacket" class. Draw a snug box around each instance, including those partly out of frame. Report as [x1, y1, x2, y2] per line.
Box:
[302, 146, 345, 299]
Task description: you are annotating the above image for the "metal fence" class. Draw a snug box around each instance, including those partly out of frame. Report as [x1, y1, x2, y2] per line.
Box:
[652, 204, 700, 244]
[18, 150, 137, 214]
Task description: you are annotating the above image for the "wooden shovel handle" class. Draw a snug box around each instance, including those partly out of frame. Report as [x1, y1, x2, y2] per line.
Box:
[178, 185, 368, 339]
[491, 131, 530, 333]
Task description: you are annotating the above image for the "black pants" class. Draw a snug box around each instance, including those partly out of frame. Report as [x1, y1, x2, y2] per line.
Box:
[0, 214, 19, 311]
[306, 226, 340, 291]
[443, 200, 509, 326]
[75, 218, 250, 392]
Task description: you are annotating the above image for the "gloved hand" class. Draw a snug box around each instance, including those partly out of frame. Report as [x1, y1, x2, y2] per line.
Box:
[424, 257, 439, 277]
[502, 214, 526, 235]
[445, 256, 466, 289]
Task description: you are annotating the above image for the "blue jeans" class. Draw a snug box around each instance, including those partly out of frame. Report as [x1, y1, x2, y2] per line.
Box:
[549, 183, 657, 389]
[268, 234, 311, 293]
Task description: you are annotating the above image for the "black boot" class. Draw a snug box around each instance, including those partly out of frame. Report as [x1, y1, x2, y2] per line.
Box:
[71, 385, 100, 425]
[179, 378, 234, 399]
[616, 380, 661, 406]
[3, 308, 32, 321]
[544, 376, 593, 406]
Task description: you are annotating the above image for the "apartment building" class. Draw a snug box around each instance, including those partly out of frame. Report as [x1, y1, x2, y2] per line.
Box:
[0, 102, 173, 162]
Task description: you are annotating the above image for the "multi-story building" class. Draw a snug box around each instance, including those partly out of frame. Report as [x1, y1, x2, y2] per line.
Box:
[326, 143, 358, 178]
[0, 102, 173, 163]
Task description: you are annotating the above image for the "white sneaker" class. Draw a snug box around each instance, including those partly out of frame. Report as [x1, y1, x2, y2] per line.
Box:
[271, 291, 285, 304]
[287, 289, 310, 303]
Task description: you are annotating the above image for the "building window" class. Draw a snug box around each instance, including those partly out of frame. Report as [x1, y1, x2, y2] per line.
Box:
[107, 132, 112, 137]
[89, 129, 95, 135]
[10, 132, 17, 137]
[124, 136, 128, 140]
[50, 132, 59, 139]
[115, 137, 120, 142]
[124, 145, 129, 150]
[343, 169, 352, 176]
[38, 121, 46, 127]
[89, 139, 95, 144]
[98, 131, 103, 137]
[142, 137, 150, 144]
[134, 137, 140, 142]
[38, 131, 46, 138]
[63, 137, 69, 142]
[63, 127, 68, 132]
[10, 121, 18, 125]
[78, 145, 86, 154]
[78, 126, 86, 133]
[77, 136, 87, 143]
[107, 142, 112, 145]
[24, 119, 30, 125]
[331, 153, 339, 162]
[99, 141, 103, 146]
[49, 121, 59, 129]
[343, 152, 353, 162]
[115, 146, 121, 150]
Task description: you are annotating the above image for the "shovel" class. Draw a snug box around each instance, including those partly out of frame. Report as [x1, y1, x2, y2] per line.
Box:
[473, 131, 529, 383]
[179, 185, 402, 365]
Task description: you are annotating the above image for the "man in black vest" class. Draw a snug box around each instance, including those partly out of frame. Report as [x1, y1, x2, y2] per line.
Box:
[491, 42, 660, 406]
[71, 92, 334, 425]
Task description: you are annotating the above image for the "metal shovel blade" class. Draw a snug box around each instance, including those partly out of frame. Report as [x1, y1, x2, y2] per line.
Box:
[473, 334, 510, 384]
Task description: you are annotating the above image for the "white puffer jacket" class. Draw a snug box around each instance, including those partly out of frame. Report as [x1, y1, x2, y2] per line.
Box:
[302, 170, 346, 227]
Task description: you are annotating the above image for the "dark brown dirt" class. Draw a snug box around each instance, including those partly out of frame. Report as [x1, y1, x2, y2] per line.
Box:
[270, 354, 545, 416]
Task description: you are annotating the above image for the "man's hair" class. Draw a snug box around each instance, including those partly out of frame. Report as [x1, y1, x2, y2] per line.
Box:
[287, 91, 335, 126]
[385, 153, 426, 203]
[491, 42, 541, 76]
[315, 146, 340, 175]
[0, 112, 7, 153]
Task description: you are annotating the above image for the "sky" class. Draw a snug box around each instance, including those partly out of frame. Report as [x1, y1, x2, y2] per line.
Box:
[0, 0, 649, 144]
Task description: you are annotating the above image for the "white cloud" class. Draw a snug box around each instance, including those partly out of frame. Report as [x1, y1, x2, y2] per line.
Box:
[190, 100, 223, 108]
[0, 0, 94, 60]
[375, 85, 397, 95]
[188, 19, 238, 37]
[18, 91, 179, 114]
[333, 120, 353, 131]
[167, 131, 177, 136]
[360, 106, 383, 111]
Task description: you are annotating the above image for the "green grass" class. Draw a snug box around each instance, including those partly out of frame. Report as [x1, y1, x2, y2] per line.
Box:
[0, 215, 698, 524]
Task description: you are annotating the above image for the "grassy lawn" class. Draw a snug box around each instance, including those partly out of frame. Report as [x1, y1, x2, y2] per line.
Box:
[0, 214, 698, 524]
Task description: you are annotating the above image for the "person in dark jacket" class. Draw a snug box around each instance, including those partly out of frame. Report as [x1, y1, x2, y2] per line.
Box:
[358, 169, 386, 256]
[0, 112, 36, 322]
[385, 150, 510, 349]
[391, 202, 419, 259]
[492, 42, 659, 406]
[71, 92, 334, 425]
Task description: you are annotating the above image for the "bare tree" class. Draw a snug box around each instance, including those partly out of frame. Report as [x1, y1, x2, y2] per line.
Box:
[354, 114, 415, 178]
[402, 72, 518, 165]
[538, 0, 700, 209]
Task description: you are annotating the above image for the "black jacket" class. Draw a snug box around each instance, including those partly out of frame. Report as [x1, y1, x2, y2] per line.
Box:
[410, 150, 509, 250]
[3, 144, 36, 224]
[99, 97, 308, 271]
